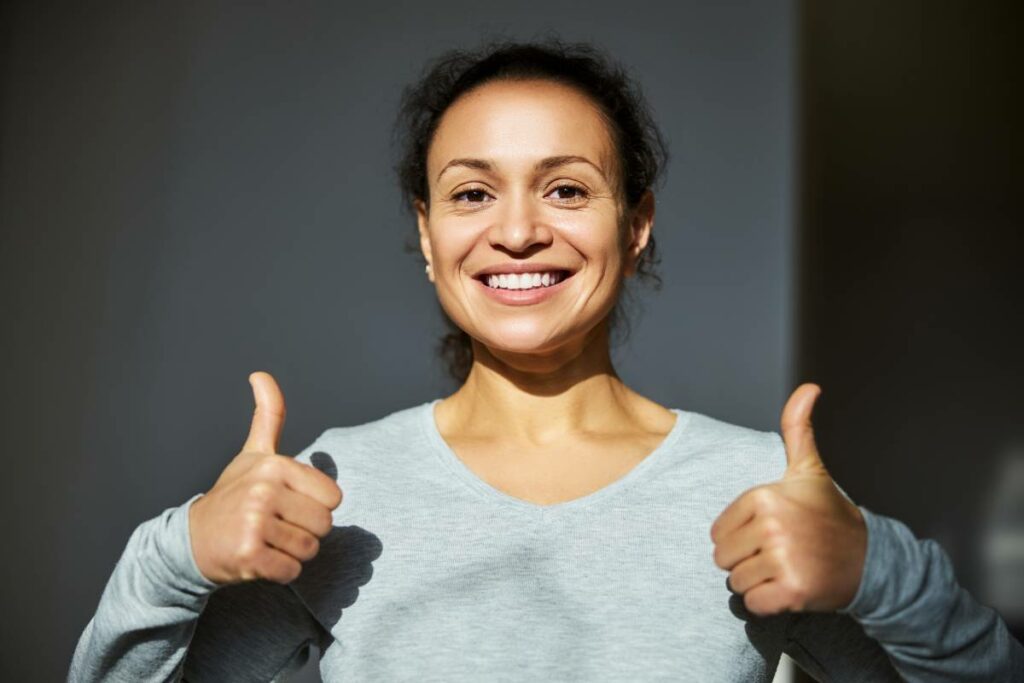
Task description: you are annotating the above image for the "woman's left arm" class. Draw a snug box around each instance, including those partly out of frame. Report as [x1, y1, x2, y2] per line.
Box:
[711, 384, 1024, 681]
[779, 504, 1024, 682]
[820, 505, 1022, 681]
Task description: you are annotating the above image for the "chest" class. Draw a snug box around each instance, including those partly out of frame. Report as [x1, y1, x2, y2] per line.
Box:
[441, 435, 665, 506]
[294, 501, 787, 682]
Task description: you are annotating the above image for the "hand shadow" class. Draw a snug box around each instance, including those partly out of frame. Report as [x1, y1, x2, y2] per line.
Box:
[292, 452, 384, 629]
[725, 575, 790, 668]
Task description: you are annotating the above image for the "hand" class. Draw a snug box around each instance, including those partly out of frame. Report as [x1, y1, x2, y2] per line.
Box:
[188, 371, 343, 585]
[709, 383, 867, 616]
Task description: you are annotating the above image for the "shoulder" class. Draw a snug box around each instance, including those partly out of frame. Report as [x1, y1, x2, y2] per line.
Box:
[293, 400, 434, 473]
[319, 401, 429, 446]
[680, 410, 779, 449]
[667, 409, 788, 496]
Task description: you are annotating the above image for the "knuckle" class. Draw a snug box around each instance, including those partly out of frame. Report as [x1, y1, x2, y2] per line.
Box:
[241, 512, 270, 542]
[750, 488, 777, 513]
[767, 544, 789, 567]
[781, 577, 806, 609]
[315, 508, 334, 536]
[247, 481, 276, 506]
[255, 516, 277, 540]
[759, 516, 783, 540]
[235, 538, 263, 567]
[712, 547, 727, 569]
[256, 456, 284, 479]
[241, 509, 263, 530]
[241, 507, 262, 528]
[273, 559, 302, 584]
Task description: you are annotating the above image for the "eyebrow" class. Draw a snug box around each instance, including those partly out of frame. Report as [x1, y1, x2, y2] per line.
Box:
[436, 155, 607, 183]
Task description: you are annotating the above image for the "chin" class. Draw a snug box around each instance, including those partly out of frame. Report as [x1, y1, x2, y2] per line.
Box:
[472, 324, 562, 354]
[471, 318, 598, 359]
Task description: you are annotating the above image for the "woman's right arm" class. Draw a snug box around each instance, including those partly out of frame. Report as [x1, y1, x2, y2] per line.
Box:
[69, 372, 340, 681]
[68, 493, 326, 682]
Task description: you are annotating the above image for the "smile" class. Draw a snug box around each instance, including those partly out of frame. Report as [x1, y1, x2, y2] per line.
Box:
[482, 271, 568, 290]
[471, 269, 576, 306]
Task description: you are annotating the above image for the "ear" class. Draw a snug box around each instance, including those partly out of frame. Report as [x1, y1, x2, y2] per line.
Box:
[416, 199, 435, 283]
[622, 190, 655, 278]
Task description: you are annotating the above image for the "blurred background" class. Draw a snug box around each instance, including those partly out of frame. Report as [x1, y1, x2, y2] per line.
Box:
[0, 1, 1019, 681]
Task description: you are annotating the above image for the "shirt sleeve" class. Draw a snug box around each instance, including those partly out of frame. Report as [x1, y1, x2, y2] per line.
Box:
[67, 493, 327, 682]
[785, 505, 1024, 682]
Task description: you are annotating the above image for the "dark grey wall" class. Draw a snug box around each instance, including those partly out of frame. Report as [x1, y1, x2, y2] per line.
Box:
[0, 2, 795, 680]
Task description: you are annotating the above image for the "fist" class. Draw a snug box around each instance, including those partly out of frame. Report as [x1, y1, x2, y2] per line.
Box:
[709, 383, 867, 616]
[188, 371, 343, 585]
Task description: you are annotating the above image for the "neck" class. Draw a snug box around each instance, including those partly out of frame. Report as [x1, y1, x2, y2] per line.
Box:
[437, 318, 647, 445]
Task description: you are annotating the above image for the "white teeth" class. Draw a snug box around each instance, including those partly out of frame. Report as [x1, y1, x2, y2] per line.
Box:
[483, 271, 566, 290]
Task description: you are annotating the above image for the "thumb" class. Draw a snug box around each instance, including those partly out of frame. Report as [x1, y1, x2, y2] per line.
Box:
[781, 382, 827, 476]
[243, 371, 286, 454]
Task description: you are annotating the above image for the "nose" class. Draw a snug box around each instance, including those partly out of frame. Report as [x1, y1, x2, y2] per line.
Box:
[486, 191, 553, 253]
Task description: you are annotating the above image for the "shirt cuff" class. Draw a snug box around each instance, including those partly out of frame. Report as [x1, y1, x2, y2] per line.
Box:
[835, 505, 903, 618]
[156, 492, 221, 595]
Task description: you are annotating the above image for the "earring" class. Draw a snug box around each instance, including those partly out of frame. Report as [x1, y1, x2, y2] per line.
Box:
[425, 263, 432, 277]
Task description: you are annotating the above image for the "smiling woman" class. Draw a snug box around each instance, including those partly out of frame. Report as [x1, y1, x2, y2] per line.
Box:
[419, 79, 643, 360]
[393, 42, 666, 384]
[68, 37, 1024, 683]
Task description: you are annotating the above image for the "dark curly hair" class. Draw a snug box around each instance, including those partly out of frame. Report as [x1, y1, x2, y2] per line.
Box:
[391, 35, 669, 385]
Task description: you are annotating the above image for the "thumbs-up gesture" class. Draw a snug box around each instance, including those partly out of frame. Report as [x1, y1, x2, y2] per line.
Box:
[709, 383, 867, 616]
[188, 371, 342, 586]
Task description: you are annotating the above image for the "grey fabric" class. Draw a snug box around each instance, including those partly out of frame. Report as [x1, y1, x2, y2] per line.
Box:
[68, 399, 1024, 681]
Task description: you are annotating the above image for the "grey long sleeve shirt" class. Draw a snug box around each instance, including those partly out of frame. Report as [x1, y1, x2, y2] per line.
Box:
[68, 399, 1024, 681]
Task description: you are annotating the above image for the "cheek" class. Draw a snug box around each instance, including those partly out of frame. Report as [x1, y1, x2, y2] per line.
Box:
[429, 221, 481, 266]
[548, 211, 625, 263]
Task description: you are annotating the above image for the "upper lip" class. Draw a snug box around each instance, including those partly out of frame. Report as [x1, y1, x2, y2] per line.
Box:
[472, 262, 577, 279]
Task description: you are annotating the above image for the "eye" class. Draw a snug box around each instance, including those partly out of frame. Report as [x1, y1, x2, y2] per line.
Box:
[546, 184, 589, 203]
[451, 188, 493, 205]
[449, 184, 589, 206]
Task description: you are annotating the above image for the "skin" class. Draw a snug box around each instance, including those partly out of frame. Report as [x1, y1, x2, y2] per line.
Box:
[416, 78, 676, 501]
[190, 78, 867, 617]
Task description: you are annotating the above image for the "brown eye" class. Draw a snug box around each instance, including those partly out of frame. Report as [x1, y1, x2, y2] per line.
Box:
[547, 184, 588, 202]
[453, 189, 491, 203]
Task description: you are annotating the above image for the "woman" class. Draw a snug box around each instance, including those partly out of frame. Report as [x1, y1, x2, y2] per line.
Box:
[69, 39, 1021, 682]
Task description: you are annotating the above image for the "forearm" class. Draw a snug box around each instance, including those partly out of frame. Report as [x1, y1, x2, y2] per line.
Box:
[68, 493, 218, 683]
[837, 506, 1024, 682]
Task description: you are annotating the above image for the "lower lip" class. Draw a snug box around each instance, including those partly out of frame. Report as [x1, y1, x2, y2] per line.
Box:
[474, 274, 574, 306]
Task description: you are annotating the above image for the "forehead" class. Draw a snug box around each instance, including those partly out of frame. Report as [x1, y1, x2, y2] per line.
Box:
[428, 79, 616, 179]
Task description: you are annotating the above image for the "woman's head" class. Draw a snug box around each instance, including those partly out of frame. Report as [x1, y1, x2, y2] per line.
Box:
[393, 38, 668, 384]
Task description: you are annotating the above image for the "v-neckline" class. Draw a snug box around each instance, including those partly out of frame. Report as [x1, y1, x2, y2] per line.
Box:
[420, 398, 690, 517]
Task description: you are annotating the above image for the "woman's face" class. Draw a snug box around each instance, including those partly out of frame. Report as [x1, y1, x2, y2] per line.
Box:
[417, 78, 653, 363]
